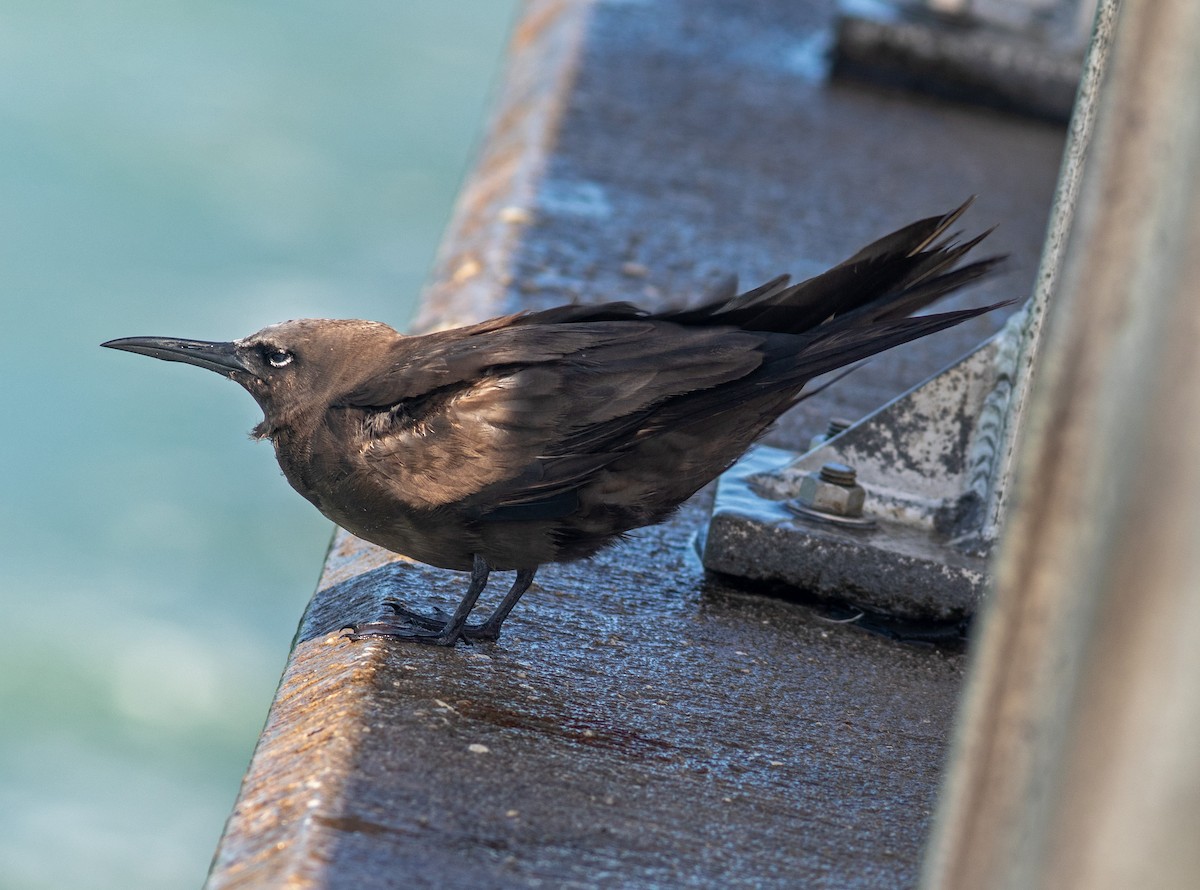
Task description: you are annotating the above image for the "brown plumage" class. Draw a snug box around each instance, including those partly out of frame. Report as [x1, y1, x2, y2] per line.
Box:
[103, 200, 1007, 645]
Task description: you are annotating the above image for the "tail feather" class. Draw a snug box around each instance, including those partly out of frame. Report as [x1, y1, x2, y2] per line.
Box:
[837, 198, 975, 264]
[828, 254, 1004, 331]
[508, 199, 1007, 388]
[658, 198, 1004, 337]
[779, 299, 1014, 386]
[512, 200, 1009, 490]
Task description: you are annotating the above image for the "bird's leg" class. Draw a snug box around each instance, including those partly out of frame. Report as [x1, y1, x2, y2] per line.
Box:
[459, 567, 536, 642]
[345, 554, 490, 647]
[432, 553, 492, 645]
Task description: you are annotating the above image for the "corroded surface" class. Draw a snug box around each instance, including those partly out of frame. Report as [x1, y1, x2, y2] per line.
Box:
[208, 0, 1063, 885]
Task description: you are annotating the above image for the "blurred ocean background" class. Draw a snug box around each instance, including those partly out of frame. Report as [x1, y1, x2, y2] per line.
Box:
[0, 2, 517, 886]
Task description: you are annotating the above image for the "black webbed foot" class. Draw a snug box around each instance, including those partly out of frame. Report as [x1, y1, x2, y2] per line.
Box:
[380, 602, 504, 641]
[340, 613, 495, 645]
[341, 615, 466, 647]
[340, 554, 494, 647]
[383, 602, 452, 631]
[341, 602, 499, 641]
[339, 557, 535, 647]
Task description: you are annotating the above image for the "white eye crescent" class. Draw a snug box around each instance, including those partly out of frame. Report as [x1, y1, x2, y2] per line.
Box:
[267, 349, 294, 368]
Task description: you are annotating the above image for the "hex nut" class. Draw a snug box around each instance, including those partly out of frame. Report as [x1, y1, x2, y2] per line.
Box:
[796, 464, 866, 517]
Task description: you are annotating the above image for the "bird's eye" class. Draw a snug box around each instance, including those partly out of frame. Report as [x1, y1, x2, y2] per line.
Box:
[266, 349, 294, 368]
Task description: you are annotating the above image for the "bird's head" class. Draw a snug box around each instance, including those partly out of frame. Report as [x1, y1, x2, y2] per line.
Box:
[103, 318, 401, 438]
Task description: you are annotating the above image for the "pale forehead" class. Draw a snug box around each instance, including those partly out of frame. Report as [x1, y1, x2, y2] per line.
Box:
[238, 318, 396, 347]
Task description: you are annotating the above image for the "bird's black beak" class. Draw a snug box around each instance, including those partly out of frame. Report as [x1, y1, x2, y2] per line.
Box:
[101, 336, 250, 377]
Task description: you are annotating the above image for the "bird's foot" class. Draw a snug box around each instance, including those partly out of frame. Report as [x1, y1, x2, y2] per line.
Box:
[460, 622, 501, 642]
[341, 616, 462, 646]
[340, 602, 502, 646]
[342, 605, 464, 646]
[383, 603, 452, 631]
[381, 602, 502, 642]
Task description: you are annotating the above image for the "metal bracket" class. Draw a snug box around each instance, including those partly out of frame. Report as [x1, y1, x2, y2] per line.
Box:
[702, 307, 1027, 620]
[701, 0, 1115, 622]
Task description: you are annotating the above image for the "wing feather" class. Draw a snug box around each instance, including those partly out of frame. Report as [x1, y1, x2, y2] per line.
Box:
[347, 321, 766, 513]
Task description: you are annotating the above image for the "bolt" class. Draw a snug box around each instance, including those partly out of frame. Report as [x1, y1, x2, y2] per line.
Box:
[826, 418, 852, 438]
[790, 460, 874, 528]
[808, 417, 854, 451]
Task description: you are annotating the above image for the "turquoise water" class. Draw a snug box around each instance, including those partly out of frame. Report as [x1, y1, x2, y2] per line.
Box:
[0, 3, 516, 886]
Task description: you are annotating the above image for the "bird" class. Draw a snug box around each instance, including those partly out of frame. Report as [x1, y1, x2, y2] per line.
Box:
[103, 200, 1006, 646]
